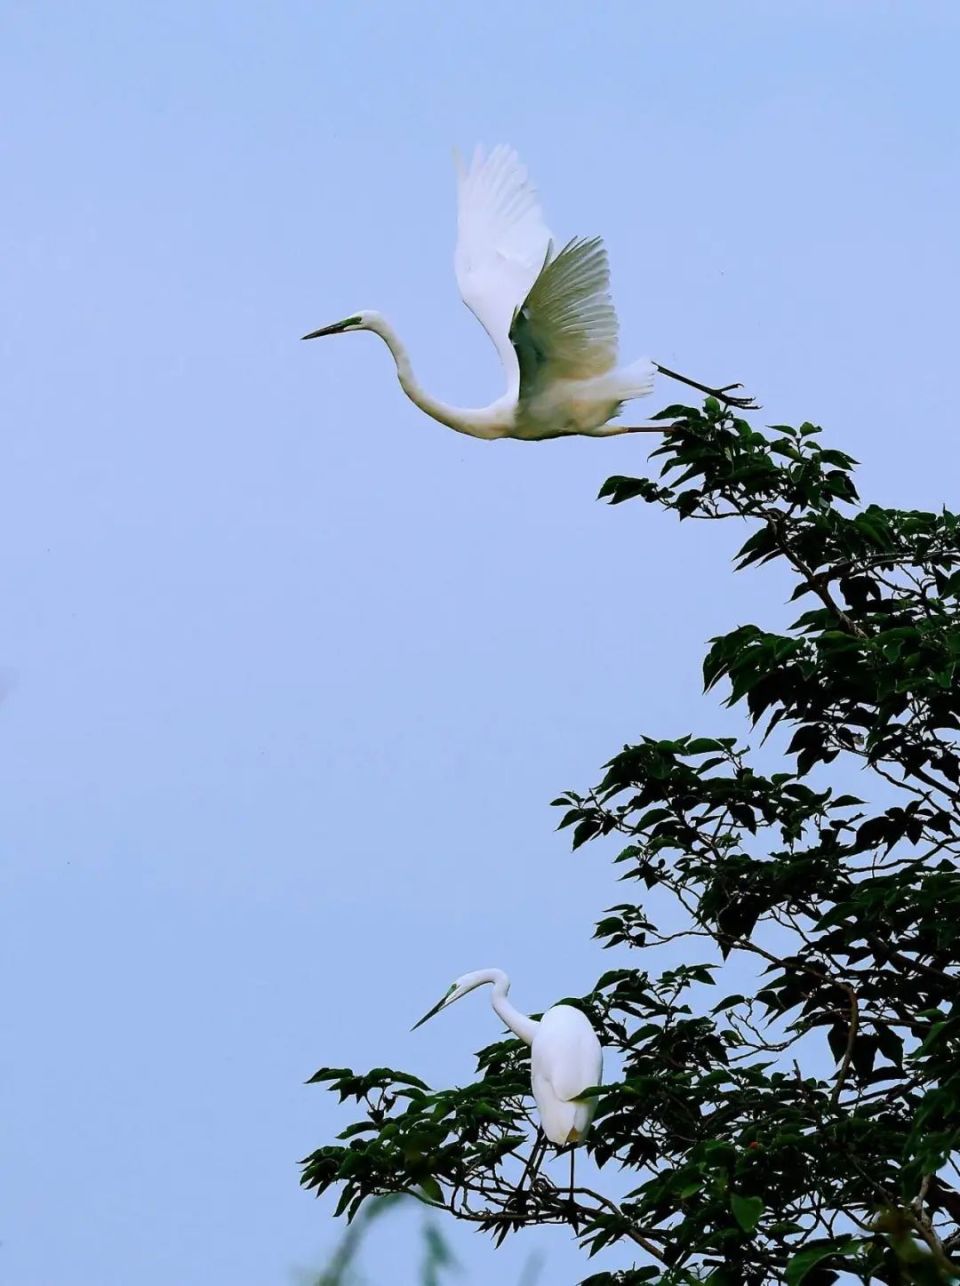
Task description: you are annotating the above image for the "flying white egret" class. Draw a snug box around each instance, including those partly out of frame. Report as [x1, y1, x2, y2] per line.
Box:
[302, 145, 756, 440]
[412, 968, 603, 1200]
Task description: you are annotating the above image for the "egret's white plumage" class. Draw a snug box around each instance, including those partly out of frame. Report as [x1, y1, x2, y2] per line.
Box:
[530, 1003, 604, 1145]
[453, 144, 553, 388]
[303, 145, 658, 441]
[412, 967, 603, 1147]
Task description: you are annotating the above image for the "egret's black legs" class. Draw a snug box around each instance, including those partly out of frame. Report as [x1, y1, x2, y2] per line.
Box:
[653, 362, 760, 411]
[516, 1129, 547, 1199]
[493, 1131, 547, 1245]
[598, 423, 669, 436]
[567, 1146, 580, 1233]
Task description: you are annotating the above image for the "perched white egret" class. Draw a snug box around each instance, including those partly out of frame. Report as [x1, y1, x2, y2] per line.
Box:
[303, 145, 756, 441]
[412, 967, 603, 1185]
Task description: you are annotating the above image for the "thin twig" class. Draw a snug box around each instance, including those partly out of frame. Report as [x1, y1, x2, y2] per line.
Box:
[830, 984, 859, 1107]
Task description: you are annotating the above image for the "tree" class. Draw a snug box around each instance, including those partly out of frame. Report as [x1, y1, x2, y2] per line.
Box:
[301, 399, 960, 1284]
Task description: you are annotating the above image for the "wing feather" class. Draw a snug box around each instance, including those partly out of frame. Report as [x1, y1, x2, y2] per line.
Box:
[454, 145, 553, 381]
[509, 236, 619, 401]
[533, 1006, 603, 1102]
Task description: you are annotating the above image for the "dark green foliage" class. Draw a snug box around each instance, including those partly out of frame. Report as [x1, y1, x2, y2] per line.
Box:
[302, 402, 960, 1282]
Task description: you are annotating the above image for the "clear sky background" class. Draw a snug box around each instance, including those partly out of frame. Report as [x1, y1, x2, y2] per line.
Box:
[1, 2, 958, 1282]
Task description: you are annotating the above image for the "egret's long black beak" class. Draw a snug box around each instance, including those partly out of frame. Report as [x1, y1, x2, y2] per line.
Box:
[301, 322, 348, 340]
[411, 995, 450, 1031]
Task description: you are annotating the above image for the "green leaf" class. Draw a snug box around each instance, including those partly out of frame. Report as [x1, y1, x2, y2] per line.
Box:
[730, 1192, 764, 1233]
[418, 1175, 443, 1204]
[685, 737, 726, 755]
[785, 1241, 858, 1284]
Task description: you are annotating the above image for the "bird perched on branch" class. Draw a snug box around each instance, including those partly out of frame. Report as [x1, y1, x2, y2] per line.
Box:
[303, 145, 756, 441]
[413, 968, 602, 1197]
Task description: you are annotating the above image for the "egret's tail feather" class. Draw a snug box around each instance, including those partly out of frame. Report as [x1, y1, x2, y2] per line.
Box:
[617, 357, 656, 400]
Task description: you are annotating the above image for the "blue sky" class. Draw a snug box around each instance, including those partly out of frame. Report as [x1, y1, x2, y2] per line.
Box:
[1, 2, 958, 1281]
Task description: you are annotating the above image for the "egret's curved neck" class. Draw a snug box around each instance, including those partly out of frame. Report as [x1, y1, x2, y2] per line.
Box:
[478, 969, 539, 1046]
[362, 314, 501, 439]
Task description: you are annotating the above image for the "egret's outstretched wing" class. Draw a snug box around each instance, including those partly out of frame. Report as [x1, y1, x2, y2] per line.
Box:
[509, 236, 619, 402]
[454, 145, 553, 382]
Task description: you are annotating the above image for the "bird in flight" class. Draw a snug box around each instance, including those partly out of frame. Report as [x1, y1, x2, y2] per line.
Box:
[303, 145, 756, 441]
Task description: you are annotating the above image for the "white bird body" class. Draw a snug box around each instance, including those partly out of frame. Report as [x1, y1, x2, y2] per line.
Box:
[303, 145, 657, 441]
[530, 1003, 603, 1145]
[413, 967, 603, 1147]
